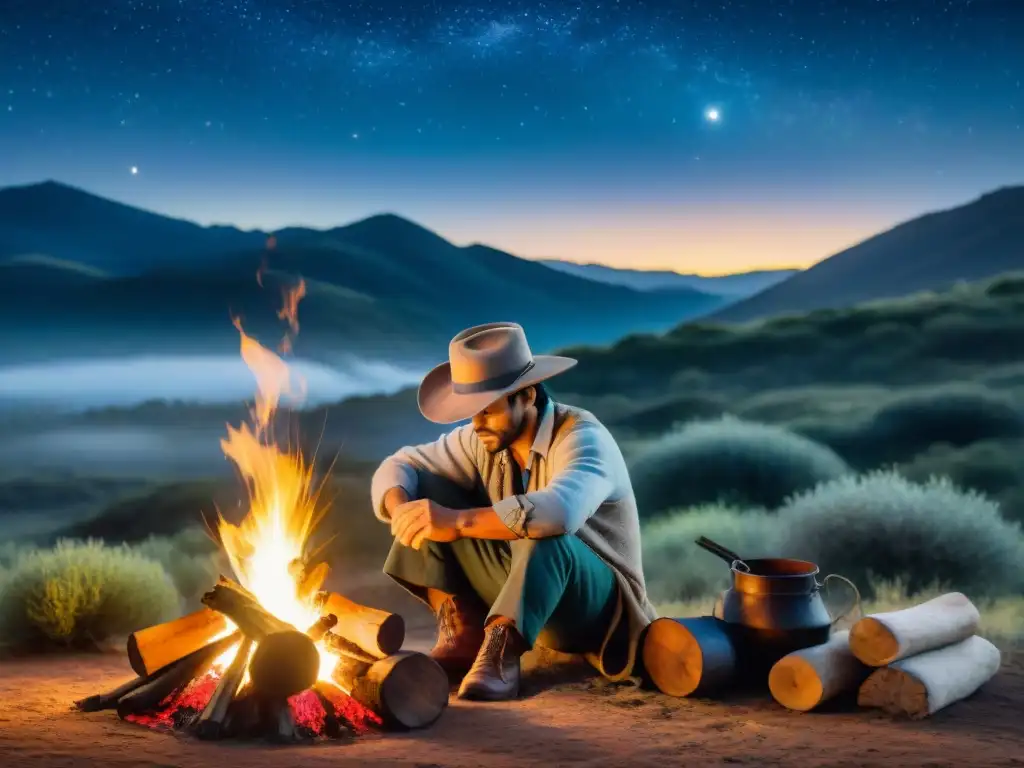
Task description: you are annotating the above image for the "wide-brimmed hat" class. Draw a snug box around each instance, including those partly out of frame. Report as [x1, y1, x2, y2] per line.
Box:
[417, 322, 577, 424]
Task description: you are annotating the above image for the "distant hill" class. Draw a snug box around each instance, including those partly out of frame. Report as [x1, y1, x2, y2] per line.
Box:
[61, 269, 1024, 460]
[0, 181, 265, 272]
[0, 181, 727, 364]
[707, 186, 1024, 322]
[539, 260, 799, 297]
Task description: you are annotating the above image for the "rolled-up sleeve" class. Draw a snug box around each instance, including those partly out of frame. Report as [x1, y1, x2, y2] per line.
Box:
[497, 422, 618, 538]
[370, 425, 481, 522]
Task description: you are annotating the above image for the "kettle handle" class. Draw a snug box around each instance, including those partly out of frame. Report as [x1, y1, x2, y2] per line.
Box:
[818, 574, 862, 627]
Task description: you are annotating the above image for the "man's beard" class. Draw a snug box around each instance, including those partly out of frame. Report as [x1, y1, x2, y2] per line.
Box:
[478, 415, 527, 454]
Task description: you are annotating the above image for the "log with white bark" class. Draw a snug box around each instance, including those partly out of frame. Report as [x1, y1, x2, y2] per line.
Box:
[768, 630, 871, 711]
[849, 592, 980, 667]
[857, 635, 1001, 719]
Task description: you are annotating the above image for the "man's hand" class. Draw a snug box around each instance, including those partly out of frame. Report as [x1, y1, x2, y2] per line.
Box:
[390, 498, 461, 550]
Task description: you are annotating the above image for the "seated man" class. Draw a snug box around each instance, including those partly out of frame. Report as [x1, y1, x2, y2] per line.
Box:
[371, 322, 657, 701]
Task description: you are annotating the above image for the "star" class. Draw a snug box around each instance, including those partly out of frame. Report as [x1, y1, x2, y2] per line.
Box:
[705, 107, 721, 123]
[130, 166, 138, 175]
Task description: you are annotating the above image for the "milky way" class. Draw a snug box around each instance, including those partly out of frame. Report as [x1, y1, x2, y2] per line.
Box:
[1, 0, 1022, 272]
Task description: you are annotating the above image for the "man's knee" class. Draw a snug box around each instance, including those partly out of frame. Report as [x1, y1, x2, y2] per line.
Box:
[513, 534, 575, 571]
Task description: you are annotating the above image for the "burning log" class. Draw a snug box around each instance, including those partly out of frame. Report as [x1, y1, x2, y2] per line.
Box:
[194, 636, 254, 740]
[127, 607, 230, 676]
[316, 591, 405, 658]
[306, 614, 338, 642]
[201, 578, 296, 640]
[331, 650, 449, 730]
[323, 630, 378, 664]
[248, 630, 321, 699]
[221, 689, 261, 739]
[115, 632, 242, 718]
[260, 696, 300, 744]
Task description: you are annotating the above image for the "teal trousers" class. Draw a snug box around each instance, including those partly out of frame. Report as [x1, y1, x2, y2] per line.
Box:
[384, 533, 619, 653]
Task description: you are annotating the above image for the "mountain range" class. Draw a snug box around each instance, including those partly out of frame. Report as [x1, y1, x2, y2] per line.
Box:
[2, 181, 1021, 369]
[707, 185, 1024, 322]
[0, 181, 728, 365]
[538, 260, 799, 296]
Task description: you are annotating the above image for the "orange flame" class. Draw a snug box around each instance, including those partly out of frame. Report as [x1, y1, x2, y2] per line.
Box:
[214, 276, 339, 683]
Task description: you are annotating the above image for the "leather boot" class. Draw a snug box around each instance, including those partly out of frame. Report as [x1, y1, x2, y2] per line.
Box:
[430, 595, 486, 681]
[457, 620, 524, 701]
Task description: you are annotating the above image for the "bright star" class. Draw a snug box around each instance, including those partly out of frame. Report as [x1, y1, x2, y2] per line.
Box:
[705, 107, 721, 123]
[130, 166, 138, 175]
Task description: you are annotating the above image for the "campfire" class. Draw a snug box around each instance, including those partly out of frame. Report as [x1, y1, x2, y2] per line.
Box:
[75, 273, 449, 742]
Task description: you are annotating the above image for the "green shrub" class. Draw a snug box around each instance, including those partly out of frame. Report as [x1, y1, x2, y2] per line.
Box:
[778, 471, 1024, 598]
[0, 539, 181, 652]
[629, 416, 850, 517]
[805, 386, 1024, 468]
[641, 505, 780, 603]
[898, 438, 1024, 523]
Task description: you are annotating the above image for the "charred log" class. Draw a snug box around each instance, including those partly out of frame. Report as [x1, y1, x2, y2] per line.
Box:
[306, 614, 338, 642]
[332, 651, 448, 730]
[248, 630, 320, 699]
[194, 636, 254, 740]
[201, 580, 295, 641]
[116, 632, 241, 718]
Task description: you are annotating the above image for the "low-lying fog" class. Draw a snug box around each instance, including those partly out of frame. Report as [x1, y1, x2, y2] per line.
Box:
[0, 355, 422, 479]
[0, 354, 421, 411]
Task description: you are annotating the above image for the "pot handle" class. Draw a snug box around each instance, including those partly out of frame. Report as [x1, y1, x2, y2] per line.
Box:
[819, 574, 862, 627]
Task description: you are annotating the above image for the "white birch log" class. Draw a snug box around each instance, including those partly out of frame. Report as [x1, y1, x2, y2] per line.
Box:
[857, 635, 1001, 719]
[849, 592, 980, 667]
[768, 630, 872, 712]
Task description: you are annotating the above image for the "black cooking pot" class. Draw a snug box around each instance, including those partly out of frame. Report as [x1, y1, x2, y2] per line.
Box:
[696, 538, 860, 678]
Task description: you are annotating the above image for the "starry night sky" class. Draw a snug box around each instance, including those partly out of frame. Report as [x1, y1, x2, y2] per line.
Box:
[1, 0, 1022, 273]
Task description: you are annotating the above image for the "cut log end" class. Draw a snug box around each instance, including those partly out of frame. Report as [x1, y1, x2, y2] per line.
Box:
[857, 635, 1001, 719]
[642, 617, 736, 699]
[768, 656, 824, 712]
[349, 651, 449, 729]
[849, 616, 901, 668]
[375, 613, 406, 657]
[643, 618, 704, 698]
[857, 667, 930, 719]
[248, 630, 320, 700]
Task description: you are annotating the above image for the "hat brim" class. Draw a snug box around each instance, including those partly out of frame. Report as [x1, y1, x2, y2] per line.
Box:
[417, 355, 577, 424]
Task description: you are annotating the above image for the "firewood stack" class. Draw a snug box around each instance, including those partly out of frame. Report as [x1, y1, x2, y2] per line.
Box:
[75, 574, 449, 743]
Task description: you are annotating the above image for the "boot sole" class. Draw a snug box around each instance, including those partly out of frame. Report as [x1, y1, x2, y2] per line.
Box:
[457, 683, 520, 702]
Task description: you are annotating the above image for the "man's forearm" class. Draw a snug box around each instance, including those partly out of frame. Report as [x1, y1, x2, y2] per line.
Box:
[455, 506, 521, 540]
[382, 486, 410, 519]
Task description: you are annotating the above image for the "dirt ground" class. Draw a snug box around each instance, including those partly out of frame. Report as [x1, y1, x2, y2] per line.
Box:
[1, 637, 1021, 768]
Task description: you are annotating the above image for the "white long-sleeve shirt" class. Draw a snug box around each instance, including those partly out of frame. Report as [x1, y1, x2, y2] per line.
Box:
[371, 399, 657, 680]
